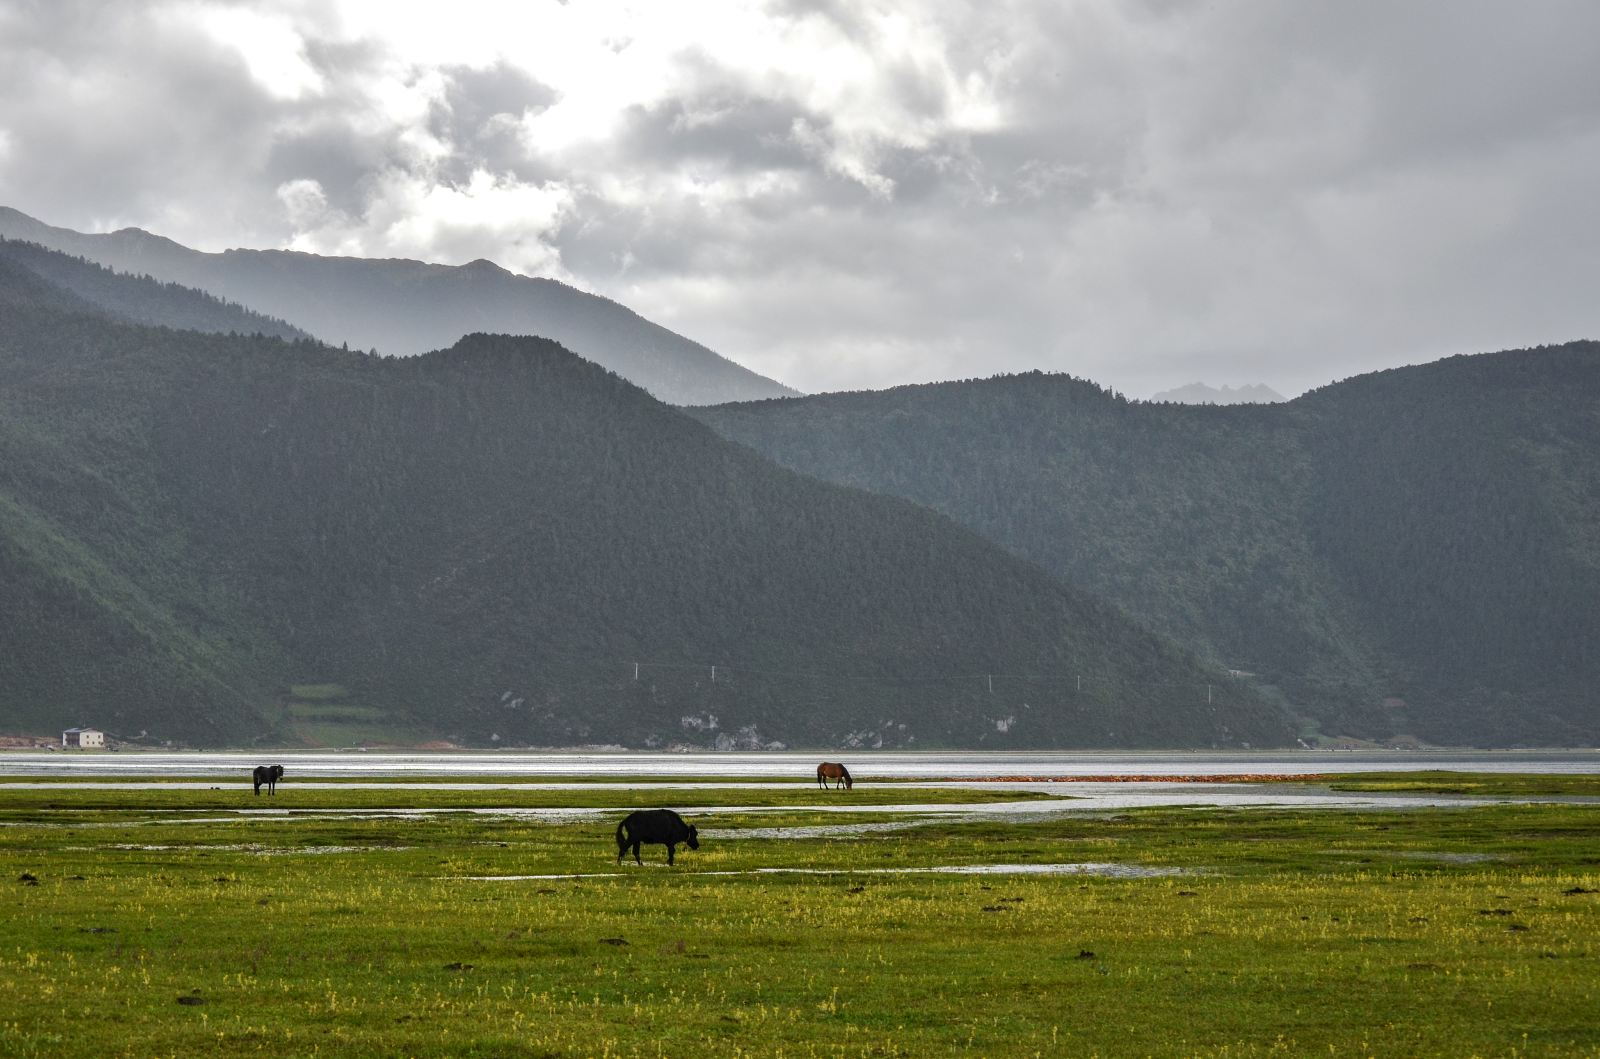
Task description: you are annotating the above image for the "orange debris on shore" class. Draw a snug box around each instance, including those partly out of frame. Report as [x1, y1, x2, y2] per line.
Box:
[948, 774, 1330, 783]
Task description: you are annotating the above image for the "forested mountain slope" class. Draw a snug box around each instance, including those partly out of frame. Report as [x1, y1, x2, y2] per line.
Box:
[694, 345, 1600, 746]
[0, 238, 310, 340]
[0, 206, 795, 406]
[0, 259, 1286, 748]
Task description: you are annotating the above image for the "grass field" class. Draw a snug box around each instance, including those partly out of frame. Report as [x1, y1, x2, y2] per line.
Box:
[1, 776, 1596, 1057]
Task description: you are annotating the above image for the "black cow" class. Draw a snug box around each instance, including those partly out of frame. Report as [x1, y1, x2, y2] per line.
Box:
[615, 809, 700, 866]
[252, 764, 284, 796]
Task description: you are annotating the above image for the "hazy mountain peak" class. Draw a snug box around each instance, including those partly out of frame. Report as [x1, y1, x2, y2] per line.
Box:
[0, 206, 797, 406]
[105, 226, 193, 256]
[0, 237, 311, 340]
[1150, 381, 1286, 405]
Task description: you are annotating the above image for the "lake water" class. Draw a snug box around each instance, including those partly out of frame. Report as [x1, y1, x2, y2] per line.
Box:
[3, 749, 1596, 813]
[2, 748, 1596, 779]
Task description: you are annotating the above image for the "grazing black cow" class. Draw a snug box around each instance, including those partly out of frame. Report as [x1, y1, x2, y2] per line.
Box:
[252, 764, 284, 796]
[615, 809, 699, 866]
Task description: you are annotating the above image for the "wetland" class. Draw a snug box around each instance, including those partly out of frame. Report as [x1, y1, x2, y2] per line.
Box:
[1, 759, 1597, 1057]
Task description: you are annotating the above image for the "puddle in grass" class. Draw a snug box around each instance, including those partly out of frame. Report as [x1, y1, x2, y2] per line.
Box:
[699, 821, 921, 840]
[33, 780, 1582, 831]
[464, 870, 1190, 883]
[460, 862, 1188, 881]
[1324, 849, 1501, 864]
[69, 843, 415, 855]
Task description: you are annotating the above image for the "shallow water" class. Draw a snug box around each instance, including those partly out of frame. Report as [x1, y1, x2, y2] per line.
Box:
[461, 862, 1188, 881]
[700, 821, 922, 840]
[5, 778, 1596, 814]
[67, 843, 416, 855]
[22, 781, 1594, 822]
[4, 748, 1597, 780]
[6, 749, 1596, 818]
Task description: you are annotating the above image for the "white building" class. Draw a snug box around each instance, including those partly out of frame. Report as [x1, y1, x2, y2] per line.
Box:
[62, 727, 105, 749]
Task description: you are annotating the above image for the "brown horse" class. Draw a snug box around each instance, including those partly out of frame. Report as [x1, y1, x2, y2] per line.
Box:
[816, 762, 853, 789]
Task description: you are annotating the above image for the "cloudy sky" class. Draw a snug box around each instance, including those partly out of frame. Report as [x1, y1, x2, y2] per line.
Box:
[2, 1, 1598, 397]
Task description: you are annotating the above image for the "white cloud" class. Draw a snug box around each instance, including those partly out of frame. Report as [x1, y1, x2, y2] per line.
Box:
[277, 176, 332, 230]
[279, 167, 574, 277]
[180, 3, 325, 101]
[379, 168, 575, 275]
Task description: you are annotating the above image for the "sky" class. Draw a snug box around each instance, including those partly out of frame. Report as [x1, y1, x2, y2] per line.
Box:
[2, 1, 1599, 398]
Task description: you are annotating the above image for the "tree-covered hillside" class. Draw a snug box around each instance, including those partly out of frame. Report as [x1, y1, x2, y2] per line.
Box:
[1295, 349, 1600, 744]
[0, 238, 311, 341]
[694, 347, 1600, 746]
[0, 258, 1286, 748]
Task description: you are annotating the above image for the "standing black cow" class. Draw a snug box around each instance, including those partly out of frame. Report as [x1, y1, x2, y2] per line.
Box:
[252, 764, 284, 796]
[615, 809, 700, 866]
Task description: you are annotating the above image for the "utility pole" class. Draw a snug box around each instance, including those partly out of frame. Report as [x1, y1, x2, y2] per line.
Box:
[633, 662, 639, 681]
[711, 665, 717, 685]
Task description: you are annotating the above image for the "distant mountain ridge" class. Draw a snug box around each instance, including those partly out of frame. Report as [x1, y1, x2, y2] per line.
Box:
[694, 349, 1600, 747]
[0, 206, 796, 406]
[0, 237, 312, 341]
[0, 244, 1287, 748]
[1151, 382, 1286, 404]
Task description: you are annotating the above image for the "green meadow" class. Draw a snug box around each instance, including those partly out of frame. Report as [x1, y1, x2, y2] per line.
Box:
[1, 777, 1597, 1058]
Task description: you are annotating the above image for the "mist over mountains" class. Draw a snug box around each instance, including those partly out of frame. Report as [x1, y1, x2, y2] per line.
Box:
[0, 207, 795, 406]
[1150, 382, 1287, 405]
[0, 242, 1283, 749]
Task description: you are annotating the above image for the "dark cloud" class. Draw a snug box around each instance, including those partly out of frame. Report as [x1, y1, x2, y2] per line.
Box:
[0, 4, 289, 237]
[439, 62, 558, 133]
[263, 125, 394, 218]
[424, 65, 566, 188]
[612, 94, 814, 172]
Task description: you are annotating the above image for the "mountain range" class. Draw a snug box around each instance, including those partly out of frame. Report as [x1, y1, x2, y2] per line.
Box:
[0, 240, 1283, 749]
[4, 218, 1594, 749]
[693, 351, 1600, 747]
[0, 207, 795, 406]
